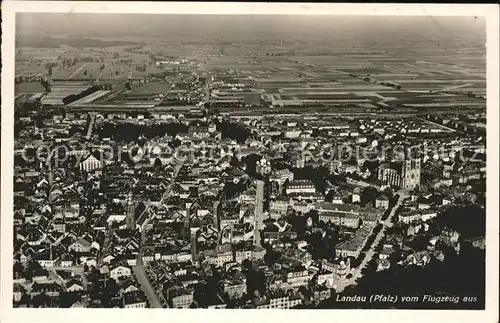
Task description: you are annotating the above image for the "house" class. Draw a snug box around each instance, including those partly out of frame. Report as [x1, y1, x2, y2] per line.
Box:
[32, 269, 49, 283]
[313, 285, 332, 304]
[234, 246, 266, 264]
[58, 253, 76, 267]
[270, 197, 290, 215]
[66, 280, 84, 293]
[286, 180, 316, 195]
[31, 282, 62, 297]
[221, 279, 246, 300]
[32, 248, 59, 268]
[318, 212, 360, 228]
[85, 257, 98, 268]
[125, 252, 138, 266]
[315, 270, 335, 287]
[351, 190, 361, 203]
[123, 291, 147, 308]
[166, 285, 194, 308]
[254, 290, 303, 309]
[282, 248, 313, 267]
[102, 254, 116, 265]
[109, 265, 132, 282]
[378, 244, 394, 260]
[69, 238, 92, 253]
[123, 285, 140, 294]
[334, 225, 373, 259]
[377, 259, 391, 271]
[270, 169, 294, 187]
[14, 210, 25, 226]
[202, 244, 234, 267]
[141, 248, 155, 264]
[406, 251, 431, 267]
[331, 191, 344, 204]
[13, 283, 26, 302]
[80, 155, 103, 173]
[375, 195, 390, 209]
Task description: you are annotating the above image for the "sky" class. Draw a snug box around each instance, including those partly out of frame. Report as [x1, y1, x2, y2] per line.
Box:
[16, 14, 486, 42]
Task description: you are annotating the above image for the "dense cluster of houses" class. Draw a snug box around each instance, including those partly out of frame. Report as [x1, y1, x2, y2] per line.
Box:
[13, 91, 486, 309]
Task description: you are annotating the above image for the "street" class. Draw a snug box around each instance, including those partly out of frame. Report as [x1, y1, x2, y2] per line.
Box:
[132, 158, 184, 308]
[98, 226, 114, 268]
[132, 263, 163, 308]
[337, 191, 407, 292]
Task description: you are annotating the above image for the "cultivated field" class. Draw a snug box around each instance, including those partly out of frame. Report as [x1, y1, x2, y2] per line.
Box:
[15, 34, 486, 112]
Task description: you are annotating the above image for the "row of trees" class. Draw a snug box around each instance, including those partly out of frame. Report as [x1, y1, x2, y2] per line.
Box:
[62, 85, 101, 105]
[216, 120, 253, 143]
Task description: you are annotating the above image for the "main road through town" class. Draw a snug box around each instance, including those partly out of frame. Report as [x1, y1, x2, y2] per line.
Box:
[132, 261, 164, 308]
[336, 191, 408, 292]
[133, 158, 185, 308]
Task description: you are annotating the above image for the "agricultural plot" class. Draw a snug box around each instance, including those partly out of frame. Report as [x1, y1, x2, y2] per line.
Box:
[15, 82, 46, 94]
[131, 82, 171, 94]
[66, 63, 107, 80]
[99, 63, 134, 80]
[15, 61, 47, 76]
[43, 86, 90, 106]
[338, 68, 391, 74]
[51, 67, 75, 80]
[15, 32, 486, 114]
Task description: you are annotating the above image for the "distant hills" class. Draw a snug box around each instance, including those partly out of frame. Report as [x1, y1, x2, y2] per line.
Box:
[16, 14, 486, 45]
[15, 35, 140, 49]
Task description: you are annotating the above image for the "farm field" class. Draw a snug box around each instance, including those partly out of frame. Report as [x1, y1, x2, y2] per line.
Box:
[14, 31, 486, 113]
[15, 82, 46, 94]
[130, 82, 171, 94]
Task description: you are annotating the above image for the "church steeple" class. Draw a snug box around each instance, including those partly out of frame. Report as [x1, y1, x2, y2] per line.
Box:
[126, 192, 136, 230]
[401, 147, 421, 190]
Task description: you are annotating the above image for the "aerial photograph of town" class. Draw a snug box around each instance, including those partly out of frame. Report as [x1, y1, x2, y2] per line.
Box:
[11, 13, 487, 309]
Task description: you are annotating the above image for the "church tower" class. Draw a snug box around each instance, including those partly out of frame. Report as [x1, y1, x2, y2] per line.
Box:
[401, 149, 421, 190]
[125, 192, 136, 230]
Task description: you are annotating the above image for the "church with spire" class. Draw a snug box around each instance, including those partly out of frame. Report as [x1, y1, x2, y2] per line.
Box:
[378, 148, 421, 190]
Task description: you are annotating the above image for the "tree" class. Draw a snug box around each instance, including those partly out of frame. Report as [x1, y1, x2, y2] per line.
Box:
[24, 261, 43, 281]
[264, 248, 281, 265]
[305, 209, 319, 225]
[153, 158, 163, 168]
[383, 187, 394, 199]
[13, 262, 24, 279]
[241, 259, 252, 270]
[361, 186, 378, 207]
